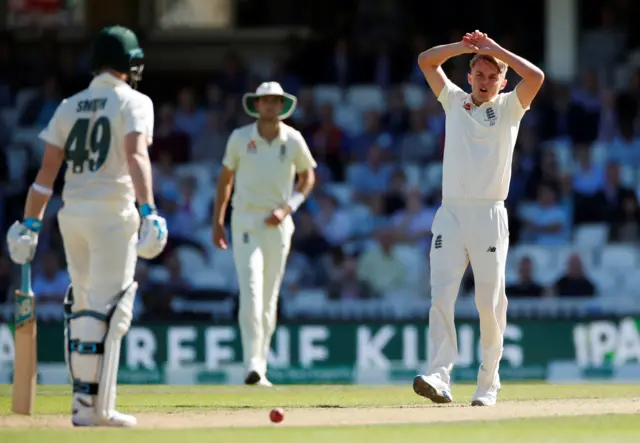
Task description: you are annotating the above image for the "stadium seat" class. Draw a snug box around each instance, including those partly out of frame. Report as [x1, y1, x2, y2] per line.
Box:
[573, 223, 609, 251]
[402, 84, 426, 110]
[175, 247, 207, 273]
[333, 103, 363, 136]
[600, 245, 638, 271]
[424, 163, 443, 191]
[622, 272, 640, 296]
[402, 163, 422, 187]
[395, 245, 426, 289]
[210, 247, 237, 289]
[591, 142, 607, 165]
[188, 270, 230, 290]
[551, 141, 572, 173]
[175, 162, 216, 192]
[313, 85, 343, 106]
[346, 85, 386, 112]
[588, 268, 616, 295]
[620, 164, 636, 187]
[325, 183, 353, 205]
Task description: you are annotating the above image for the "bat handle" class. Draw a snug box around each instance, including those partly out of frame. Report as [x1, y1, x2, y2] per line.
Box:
[21, 263, 32, 294]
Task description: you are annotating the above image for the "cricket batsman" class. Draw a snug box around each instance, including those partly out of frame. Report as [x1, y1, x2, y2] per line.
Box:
[413, 31, 544, 406]
[6, 25, 167, 426]
[213, 82, 317, 386]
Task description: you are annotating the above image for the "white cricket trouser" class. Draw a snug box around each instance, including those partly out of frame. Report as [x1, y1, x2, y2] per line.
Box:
[231, 210, 294, 377]
[58, 202, 139, 386]
[427, 199, 508, 393]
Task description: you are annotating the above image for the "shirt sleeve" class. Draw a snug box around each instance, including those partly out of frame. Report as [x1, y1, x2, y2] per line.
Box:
[124, 94, 154, 145]
[437, 79, 467, 112]
[222, 130, 241, 171]
[501, 89, 529, 122]
[292, 130, 317, 173]
[38, 100, 67, 148]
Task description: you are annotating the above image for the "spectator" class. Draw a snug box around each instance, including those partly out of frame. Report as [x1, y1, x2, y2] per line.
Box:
[593, 162, 636, 225]
[291, 211, 330, 261]
[519, 184, 571, 246]
[177, 176, 210, 227]
[382, 88, 410, 136]
[350, 110, 386, 160]
[174, 87, 207, 144]
[572, 144, 605, 224]
[357, 227, 407, 295]
[328, 254, 378, 300]
[392, 187, 435, 252]
[348, 145, 393, 202]
[311, 103, 347, 181]
[32, 251, 70, 320]
[151, 104, 190, 163]
[610, 195, 640, 243]
[322, 38, 359, 87]
[383, 169, 408, 215]
[216, 52, 248, 94]
[399, 109, 437, 164]
[568, 70, 601, 144]
[553, 254, 596, 297]
[615, 69, 639, 134]
[526, 150, 561, 199]
[191, 111, 229, 163]
[153, 150, 181, 197]
[205, 83, 225, 113]
[598, 89, 618, 142]
[608, 124, 640, 167]
[506, 256, 545, 297]
[18, 75, 61, 129]
[313, 193, 352, 246]
[291, 87, 318, 136]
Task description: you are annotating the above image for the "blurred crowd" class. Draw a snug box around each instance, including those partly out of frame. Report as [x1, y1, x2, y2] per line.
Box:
[1, 4, 640, 321]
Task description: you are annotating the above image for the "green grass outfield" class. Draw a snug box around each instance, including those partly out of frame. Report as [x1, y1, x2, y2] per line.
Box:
[0, 384, 639, 443]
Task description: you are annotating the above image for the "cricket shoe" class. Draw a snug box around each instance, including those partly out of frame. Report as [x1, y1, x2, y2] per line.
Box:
[412, 374, 453, 404]
[244, 370, 273, 387]
[72, 397, 137, 427]
[471, 385, 500, 406]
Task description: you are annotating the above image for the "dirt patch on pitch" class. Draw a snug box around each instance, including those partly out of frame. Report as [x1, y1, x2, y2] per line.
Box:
[2, 398, 639, 429]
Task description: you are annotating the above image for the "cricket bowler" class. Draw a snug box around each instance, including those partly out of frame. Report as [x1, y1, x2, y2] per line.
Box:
[412, 31, 544, 406]
[213, 82, 317, 386]
[6, 25, 168, 426]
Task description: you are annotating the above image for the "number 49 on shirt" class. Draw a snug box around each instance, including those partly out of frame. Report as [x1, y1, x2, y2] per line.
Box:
[64, 117, 111, 174]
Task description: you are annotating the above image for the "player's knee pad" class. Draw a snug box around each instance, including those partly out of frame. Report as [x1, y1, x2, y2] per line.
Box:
[64, 282, 137, 420]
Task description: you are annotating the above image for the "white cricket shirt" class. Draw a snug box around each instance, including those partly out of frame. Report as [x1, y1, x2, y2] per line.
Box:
[438, 79, 528, 202]
[223, 122, 317, 213]
[39, 73, 154, 211]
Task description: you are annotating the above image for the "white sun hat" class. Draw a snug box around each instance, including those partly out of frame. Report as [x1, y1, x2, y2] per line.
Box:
[242, 81, 297, 120]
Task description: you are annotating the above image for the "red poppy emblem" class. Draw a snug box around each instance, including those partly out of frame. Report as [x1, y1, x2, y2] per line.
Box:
[247, 140, 256, 151]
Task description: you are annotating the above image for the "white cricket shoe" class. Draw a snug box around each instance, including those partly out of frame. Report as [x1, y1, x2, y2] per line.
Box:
[412, 374, 453, 404]
[72, 396, 137, 427]
[471, 385, 500, 406]
[244, 370, 274, 387]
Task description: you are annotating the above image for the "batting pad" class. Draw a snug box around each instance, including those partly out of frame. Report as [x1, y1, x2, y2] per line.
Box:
[95, 282, 137, 420]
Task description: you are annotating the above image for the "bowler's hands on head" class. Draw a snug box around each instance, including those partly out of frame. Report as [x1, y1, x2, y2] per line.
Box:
[264, 207, 290, 226]
[213, 222, 228, 249]
[463, 30, 501, 55]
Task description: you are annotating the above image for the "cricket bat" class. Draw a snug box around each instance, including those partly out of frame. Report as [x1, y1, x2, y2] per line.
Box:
[12, 263, 37, 415]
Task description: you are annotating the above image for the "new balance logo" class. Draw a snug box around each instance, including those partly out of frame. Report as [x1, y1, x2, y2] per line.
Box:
[434, 235, 442, 249]
[487, 246, 496, 252]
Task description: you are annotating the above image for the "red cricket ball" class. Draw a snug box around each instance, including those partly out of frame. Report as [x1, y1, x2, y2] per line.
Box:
[269, 408, 284, 423]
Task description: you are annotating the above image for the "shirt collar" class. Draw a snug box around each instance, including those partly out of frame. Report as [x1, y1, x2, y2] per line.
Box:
[89, 72, 129, 89]
[463, 93, 497, 109]
[251, 122, 288, 143]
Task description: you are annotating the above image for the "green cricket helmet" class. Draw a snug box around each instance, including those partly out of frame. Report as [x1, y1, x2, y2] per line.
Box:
[90, 25, 144, 87]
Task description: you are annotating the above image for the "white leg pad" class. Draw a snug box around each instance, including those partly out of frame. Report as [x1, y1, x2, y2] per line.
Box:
[95, 282, 137, 421]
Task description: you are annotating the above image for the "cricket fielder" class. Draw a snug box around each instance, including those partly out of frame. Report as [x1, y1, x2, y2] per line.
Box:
[413, 31, 544, 406]
[6, 25, 167, 426]
[213, 82, 317, 386]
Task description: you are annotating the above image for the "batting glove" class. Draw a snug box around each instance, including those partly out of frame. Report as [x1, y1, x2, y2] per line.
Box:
[6, 218, 42, 265]
[137, 204, 168, 259]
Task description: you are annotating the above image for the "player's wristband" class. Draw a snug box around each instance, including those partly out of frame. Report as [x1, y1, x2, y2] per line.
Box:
[31, 183, 53, 196]
[23, 218, 42, 233]
[286, 192, 306, 213]
[140, 204, 157, 216]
